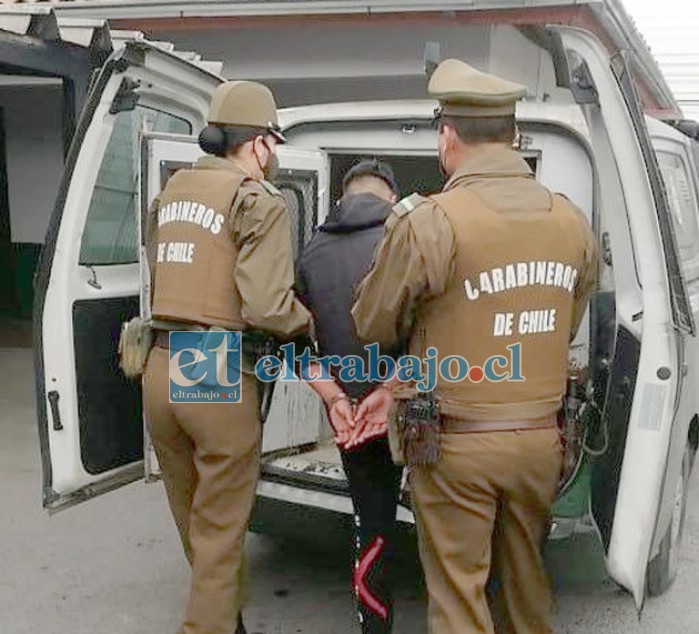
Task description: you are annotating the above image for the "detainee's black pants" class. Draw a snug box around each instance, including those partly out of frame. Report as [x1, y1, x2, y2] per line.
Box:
[340, 436, 403, 634]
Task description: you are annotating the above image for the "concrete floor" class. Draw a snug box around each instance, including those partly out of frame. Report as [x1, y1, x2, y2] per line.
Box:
[1, 342, 698, 634]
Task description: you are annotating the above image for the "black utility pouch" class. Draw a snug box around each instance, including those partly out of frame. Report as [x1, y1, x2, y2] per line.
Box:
[397, 391, 442, 467]
[242, 332, 315, 424]
[242, 331, 282, 424]
[242, 331, 281, 364]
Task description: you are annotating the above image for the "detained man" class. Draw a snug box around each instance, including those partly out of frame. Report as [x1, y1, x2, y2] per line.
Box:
[296, 160, 404, 634]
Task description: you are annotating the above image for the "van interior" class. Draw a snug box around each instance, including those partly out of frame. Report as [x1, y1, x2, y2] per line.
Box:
[327, 147, 539, 205]
[329, 153, 444, 202]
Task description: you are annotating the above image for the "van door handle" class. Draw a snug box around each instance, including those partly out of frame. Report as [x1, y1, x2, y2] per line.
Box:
[48, 391, 63, 431]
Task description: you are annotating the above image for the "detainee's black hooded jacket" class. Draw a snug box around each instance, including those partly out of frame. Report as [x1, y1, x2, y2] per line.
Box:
[296, 192, 395, 399]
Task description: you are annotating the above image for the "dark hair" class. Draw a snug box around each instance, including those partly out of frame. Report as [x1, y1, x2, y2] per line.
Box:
[198, 124, 269, 157]
[441, 115, 516, 144]
[342, 158, 398, 195]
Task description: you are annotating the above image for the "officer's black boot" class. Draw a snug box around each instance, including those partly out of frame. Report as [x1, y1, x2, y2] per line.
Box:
[235, 613, 247, 634]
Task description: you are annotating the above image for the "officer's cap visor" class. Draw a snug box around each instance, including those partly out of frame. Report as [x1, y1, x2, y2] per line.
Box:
[268, 123, 286, 144]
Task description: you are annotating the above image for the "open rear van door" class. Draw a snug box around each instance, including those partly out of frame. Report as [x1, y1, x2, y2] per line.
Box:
[34, 42, 220, 512]
[556, 27, 695, 608]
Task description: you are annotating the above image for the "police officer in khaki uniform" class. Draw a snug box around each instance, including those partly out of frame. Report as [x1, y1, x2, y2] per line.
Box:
[351, 59, 598, 633]
[143, 80, 310, 634]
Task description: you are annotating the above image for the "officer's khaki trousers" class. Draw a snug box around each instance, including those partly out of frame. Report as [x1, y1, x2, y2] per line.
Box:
[143, 346, 261, 634]
[410, 427, 562, 634]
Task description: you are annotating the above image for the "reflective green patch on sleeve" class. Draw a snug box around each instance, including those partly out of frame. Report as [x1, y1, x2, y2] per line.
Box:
[392, 193, 429, 217]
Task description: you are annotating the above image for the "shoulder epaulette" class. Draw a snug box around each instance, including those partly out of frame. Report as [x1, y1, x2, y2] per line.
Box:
[392, 193, 429, 217]
[259, 179, 282, 197]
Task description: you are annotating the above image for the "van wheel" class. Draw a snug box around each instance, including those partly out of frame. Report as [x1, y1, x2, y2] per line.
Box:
[646, 443, 692, 596]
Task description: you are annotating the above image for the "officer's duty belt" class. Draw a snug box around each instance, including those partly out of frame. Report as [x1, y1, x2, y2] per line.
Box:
[152, 329, 263, 355]
[439, 413, 557, 434]
[153, 327, 217, 349]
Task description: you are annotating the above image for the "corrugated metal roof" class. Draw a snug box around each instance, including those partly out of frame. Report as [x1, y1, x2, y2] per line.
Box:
[623, 0, 699, 121]
[0, 5, 223, 74]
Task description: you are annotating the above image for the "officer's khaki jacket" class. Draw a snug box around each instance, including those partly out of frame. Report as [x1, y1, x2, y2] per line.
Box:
[146, 155, 310, 338]
[351, 147, 598, 422]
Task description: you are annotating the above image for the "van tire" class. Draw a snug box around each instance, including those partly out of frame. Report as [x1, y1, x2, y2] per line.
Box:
[646, 442, 692, 596]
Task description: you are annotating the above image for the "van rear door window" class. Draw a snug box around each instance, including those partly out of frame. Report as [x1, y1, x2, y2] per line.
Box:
[656, 150, 699, 283]
[79, 107, 191, 266]
[275, 170, 318, 260]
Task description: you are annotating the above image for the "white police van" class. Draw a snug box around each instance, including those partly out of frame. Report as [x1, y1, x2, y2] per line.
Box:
[35, 0, 699, 612]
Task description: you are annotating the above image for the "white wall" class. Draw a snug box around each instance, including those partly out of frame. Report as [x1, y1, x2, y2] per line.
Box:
[0, 83, 64, 244]
[153, 21, 561, 107]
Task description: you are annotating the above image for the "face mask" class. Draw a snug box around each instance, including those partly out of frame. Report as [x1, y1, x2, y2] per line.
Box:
[254, 137, 279, 182]
[263, 150, 279, 182]
[437, 133, 449, 179]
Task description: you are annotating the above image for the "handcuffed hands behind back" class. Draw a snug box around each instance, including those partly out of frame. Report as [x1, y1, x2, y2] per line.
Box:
[341, 387, 394, 450]
[327, 397, 355, 447]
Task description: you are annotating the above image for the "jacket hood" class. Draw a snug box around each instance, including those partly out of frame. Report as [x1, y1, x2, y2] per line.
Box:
[319, 193, 391, 234]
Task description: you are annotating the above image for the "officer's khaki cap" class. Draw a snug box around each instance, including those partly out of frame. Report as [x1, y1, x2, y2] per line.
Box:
[207, 80, 285, 142]
[428, 58, 526, 118]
